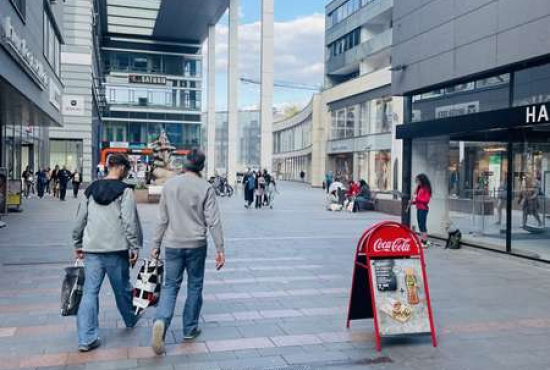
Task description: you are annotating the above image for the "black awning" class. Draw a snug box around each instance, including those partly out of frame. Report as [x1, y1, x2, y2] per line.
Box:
[396, 103, 550, 140]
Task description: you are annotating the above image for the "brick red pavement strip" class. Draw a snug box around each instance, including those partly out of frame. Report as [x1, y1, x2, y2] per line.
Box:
[0, 317, 549, 369]
[0, 330, 375, 369]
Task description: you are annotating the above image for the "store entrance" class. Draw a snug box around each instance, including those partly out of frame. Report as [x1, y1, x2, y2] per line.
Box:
[446, 125, 550, 260]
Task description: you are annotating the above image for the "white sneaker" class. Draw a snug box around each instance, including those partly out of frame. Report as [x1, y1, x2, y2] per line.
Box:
[151, 320, 165, 355]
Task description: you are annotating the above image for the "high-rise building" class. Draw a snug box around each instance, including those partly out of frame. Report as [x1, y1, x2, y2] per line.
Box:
[204, 110, 261, 175]
[1, 0, 64, 183]
[49, 0, 103, 182]
[51, 0, 230, 181]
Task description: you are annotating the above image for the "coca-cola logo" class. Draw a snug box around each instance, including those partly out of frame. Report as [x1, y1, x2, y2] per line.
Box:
[372, 238, 412, 253]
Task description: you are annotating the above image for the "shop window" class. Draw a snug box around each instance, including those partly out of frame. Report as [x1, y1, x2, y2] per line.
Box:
[49, 140, 83, 172]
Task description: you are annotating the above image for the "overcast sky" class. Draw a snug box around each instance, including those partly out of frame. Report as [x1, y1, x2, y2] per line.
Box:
[206, 0, 326, 112]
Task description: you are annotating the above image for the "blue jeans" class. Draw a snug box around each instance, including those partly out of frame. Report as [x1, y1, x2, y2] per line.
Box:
[417, 209, 429, 233]
[77, 252, 138, 346]
[154, 247, 207, 336]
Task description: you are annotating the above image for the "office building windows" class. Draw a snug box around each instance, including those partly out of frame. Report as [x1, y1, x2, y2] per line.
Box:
[43, 10, 61, 76]
[327, 0, 377, 29]
[328, 28, 361, 58]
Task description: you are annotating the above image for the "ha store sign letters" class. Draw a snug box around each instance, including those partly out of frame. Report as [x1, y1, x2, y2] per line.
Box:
[526, 104, 550, 124]
[347, 221, 437, 351]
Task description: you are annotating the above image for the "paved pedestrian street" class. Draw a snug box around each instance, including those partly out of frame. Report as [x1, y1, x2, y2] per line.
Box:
[1, 182, 550, 370]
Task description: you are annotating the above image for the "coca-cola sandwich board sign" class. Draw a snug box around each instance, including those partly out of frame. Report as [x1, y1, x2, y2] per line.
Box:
[347, 221, 437, 351]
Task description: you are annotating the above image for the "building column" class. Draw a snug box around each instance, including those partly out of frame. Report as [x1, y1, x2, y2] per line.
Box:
[207, 24, 216, 179]
[260, 0, 274, 172]
[227, 0, 239, 184]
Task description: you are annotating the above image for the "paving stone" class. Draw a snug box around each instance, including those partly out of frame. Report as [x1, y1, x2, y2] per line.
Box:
[2, 183, 550, 370]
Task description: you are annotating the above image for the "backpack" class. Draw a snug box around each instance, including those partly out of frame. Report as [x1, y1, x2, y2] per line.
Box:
[445, 229, 462, 250]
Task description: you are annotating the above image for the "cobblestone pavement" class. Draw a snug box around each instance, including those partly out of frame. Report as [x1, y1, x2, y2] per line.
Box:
[1, 182, 550, 370]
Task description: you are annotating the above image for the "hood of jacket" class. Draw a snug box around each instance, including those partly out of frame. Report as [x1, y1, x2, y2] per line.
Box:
[85, 179, 129, 205]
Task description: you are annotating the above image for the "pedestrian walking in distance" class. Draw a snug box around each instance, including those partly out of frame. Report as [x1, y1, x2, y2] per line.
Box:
[71, 168, 82, 198]
[300, 170, 306, 182]
[151, 149, 225, 355]
[58, 165, 71, 201]
[243, 169, 255, 209]
[51, 165, 60, 198]
[72, 154, 143, 352]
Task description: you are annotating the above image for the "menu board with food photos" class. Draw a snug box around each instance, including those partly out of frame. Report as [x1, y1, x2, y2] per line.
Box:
[370, 258, 431, 336]
[347, 221, 436, 351]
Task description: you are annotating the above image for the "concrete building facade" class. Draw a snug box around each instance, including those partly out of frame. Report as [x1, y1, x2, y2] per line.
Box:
[0, 0, 64, 185]
[393, 0, 550, 261]
[322, 0, 402, 198]
[49, 0, 101, 182]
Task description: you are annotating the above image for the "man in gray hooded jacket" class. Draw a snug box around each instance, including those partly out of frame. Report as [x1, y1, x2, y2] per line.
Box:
[72, 154, 143, 352]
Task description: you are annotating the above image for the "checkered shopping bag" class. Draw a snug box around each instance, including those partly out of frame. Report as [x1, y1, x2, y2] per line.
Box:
[132, 258, 164, 315]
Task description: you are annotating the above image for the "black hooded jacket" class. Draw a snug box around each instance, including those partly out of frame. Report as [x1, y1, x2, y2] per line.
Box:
[85, 179, 129, 206]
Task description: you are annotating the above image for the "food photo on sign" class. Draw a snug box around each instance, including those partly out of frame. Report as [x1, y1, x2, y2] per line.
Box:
[370, 259, 431, 336]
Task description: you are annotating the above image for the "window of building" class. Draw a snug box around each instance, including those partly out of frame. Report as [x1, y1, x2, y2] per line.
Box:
[10, 0, 26, 21]
[513, 63, 550, 107]
[327, 0, 376, 29]
[329, 28, 361, 58]
[411, 73, 510, 122]
[43, 10, 61, 76]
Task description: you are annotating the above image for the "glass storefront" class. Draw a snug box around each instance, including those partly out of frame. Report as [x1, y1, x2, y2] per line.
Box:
[274, 154, 312, 182]
[50, 139, 83, 172]
[402, 60, 550, 262]
[102, 122, 200, 149]
[357, 150, 391, 191]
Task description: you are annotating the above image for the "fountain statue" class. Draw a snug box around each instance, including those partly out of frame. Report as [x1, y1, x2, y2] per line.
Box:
[149, 130, 178, 185]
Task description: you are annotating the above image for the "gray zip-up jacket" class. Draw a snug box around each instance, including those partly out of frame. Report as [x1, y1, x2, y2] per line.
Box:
[152, 173, 224, 253]
[73, 180, 143, 253]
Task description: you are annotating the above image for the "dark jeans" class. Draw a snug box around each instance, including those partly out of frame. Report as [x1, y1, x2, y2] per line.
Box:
[77, 252, 138, 346]
[155, 247, 207, 336]
[417, 209, 429, 233]
[73, 183, 80, 198]
[37, 182, 45, 198]
[60, 183, 67, 200]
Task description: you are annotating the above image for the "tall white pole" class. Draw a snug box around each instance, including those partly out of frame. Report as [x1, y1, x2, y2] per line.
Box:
[206, 24, 216, 179]
[227, 0, 239, 183]
[260, 0, 274, 172]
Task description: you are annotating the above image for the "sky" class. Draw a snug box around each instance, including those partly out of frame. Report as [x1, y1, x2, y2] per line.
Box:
[207, 0, 327, 112]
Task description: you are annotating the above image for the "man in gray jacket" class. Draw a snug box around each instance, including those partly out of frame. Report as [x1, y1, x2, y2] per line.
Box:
[151, 149, 225, 355]
[73, 154, 143, 352]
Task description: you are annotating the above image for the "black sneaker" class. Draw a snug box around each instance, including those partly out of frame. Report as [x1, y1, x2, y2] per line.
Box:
[183, 328, 202, 341]
[78, 338, 101, 352]
[151, 320, 165, 355]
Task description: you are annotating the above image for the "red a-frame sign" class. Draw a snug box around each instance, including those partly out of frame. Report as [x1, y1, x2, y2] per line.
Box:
[346, 221, 437, 351]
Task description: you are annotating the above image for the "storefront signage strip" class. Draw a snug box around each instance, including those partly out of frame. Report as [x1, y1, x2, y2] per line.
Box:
[128, 75, 167, 85]
[397, 103, 550, 140]
[0, 16, 49, 90]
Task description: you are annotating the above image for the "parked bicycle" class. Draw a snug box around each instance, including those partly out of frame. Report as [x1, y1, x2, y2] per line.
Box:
[209, 176, 234, 197]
